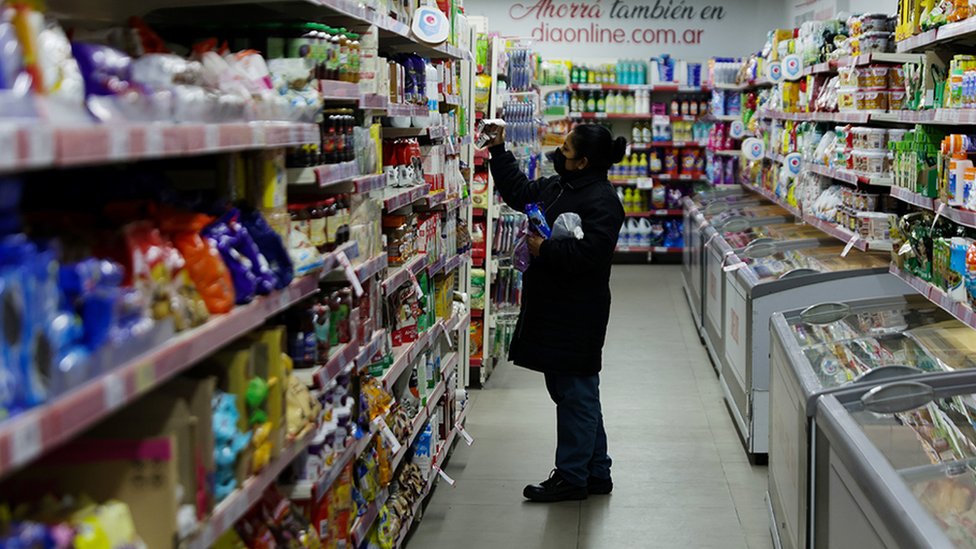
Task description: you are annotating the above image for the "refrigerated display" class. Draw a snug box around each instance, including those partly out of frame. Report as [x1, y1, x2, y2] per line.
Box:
[720, 240, 909, 460]
[767, 295, 976, 549]
[682, 188, 750, 333]
[813, 376, 976, 549]
[697, 203, 800, 370]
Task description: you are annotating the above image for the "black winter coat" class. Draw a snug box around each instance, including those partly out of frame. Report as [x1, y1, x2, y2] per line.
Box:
[488, 145, 625, 376]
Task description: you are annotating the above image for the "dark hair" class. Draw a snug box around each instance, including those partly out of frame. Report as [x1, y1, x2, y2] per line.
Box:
[569, 125, 628, 171]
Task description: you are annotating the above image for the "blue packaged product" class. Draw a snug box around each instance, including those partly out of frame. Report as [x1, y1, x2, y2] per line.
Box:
[525, 203, 551, 239]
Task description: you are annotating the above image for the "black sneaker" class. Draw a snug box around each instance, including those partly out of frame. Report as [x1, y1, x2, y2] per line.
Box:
[523, 470, 588, 502]
[587, 475, 613, 495]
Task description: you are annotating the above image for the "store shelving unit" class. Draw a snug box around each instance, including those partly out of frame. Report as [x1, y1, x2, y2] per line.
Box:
[740, 183, 892, 252]
[0, 0, 478, 546]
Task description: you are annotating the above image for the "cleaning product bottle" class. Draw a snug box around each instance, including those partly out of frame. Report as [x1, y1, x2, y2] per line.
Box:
[637, 218, 653, 246]
[623, 188, 635, 213]
[638, 153, 649, 177]
[632, 122, 642, 144]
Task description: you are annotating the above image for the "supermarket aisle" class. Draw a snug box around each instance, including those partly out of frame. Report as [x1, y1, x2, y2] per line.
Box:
[408, 265, 773, 549]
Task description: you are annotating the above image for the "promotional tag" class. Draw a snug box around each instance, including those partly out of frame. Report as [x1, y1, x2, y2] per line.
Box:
[932, 202, 946, 230]
[782, 54, 803, 81]
[729, 120, 746, 139]
[783, 153, 803, 177]
[741, 138, 765, 161]
[841, 235, 858, 257]
[458, 427, 475, 446]
[434, 466, 457, 486]
[408, 269, 424, 298]
[766, 61, 784, 83]
[898, 242, 913, 256]
[337, 252, 365, 297]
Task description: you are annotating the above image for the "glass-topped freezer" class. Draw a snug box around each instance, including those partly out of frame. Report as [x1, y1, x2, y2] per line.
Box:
[814, 376, 976, 548]
[682, 188, 776, 336]
[699, 203, 802, 371]
[767, 295, 975, 549]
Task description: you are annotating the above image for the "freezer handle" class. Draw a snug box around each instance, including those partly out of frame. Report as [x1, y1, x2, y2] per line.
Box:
[778, 268, 820, 279]
[860, 381, 934, 413]
[740, 239, 779, 258]
[715, 216, 753, 233]
[855, 365, 924, 384]
[798, 302, 852, 324]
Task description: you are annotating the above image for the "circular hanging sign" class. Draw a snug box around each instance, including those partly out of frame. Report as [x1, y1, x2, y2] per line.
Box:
[741, 138, 765, 161]
[782, 54, 803, 81]
[729, 120, 746, 139]
[412, 6, 450, 44]
[784, 152, 803, 176]
[766, 61, 784, 84]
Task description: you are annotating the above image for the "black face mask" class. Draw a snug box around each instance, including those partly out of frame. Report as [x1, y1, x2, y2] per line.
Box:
[546, 148, 580, 178]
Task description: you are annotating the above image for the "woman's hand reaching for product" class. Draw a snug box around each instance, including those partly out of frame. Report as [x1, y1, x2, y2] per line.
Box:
[484, 124, 506, 148]
[527, 235, 544, 257]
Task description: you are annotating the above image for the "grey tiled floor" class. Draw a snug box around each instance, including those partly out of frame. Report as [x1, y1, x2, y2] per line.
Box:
[408, 265, 774, 549]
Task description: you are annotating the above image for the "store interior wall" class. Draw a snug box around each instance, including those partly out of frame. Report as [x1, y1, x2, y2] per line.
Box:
[791, 0, 890, 25]
[464, 0, 788, 61]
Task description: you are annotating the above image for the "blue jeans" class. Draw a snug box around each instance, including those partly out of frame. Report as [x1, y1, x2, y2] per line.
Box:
[544, 372, 612, 487]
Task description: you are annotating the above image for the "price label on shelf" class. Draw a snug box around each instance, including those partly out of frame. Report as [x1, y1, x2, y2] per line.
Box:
[109, 128, 129, 160]
[145, 126, 164, 157]
[434, 466, 456, 486]
[227, 492, 251, 523]
[10, 414, 41, 467]
[457, 426, 475, 446]
[722, 262, 747, 273]
[636, 178, 654, 190]
[103, 373, 126, 411]
[205, 125, 220, 150]
[0, 124, 18, 167]
[336, 252, 364, 297]
[134, 362, 155, 394]
[841, 235, 858, 257]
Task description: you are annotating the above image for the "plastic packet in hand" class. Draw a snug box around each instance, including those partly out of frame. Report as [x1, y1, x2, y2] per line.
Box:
[512, 218, 531, 272]
[552, 213, 584, 240]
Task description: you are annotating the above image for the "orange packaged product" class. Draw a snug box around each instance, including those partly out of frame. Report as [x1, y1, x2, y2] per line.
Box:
[159, 208, 237, 314]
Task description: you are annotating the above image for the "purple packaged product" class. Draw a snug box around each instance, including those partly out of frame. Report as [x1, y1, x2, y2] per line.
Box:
[711, 90, 725, 116]
[666, 188, 683, 209]
[724, 157, 737, 184]
[725, 92, 742, 116]
[203, 215, 258, 304]
[693, 152, 705, 175]
[226, 211, 277, 295]
[71, 42, 133, 97]
[711, 156, 724, 185]
[240, 208, 293, 290]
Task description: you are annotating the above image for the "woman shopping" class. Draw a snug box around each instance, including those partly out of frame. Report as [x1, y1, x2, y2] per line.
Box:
[485, 123, 626, 503]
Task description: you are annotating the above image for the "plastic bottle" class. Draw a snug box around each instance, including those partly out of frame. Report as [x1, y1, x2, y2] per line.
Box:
[637, 61, 647, 85]
[637, 219, 652, 246]
[626, 92, 637, 115]
[949, 137, 973, 206]
[348, 32, 361, 83]
[596, 91, 606, 113]
[623, 188, 635, 213]
[642, 121, 652, 144]
[619, 154, 632, 179]
[586, 91, 596, 113]
[638, 153, 649, 176]
[326, 27, 342, 80]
